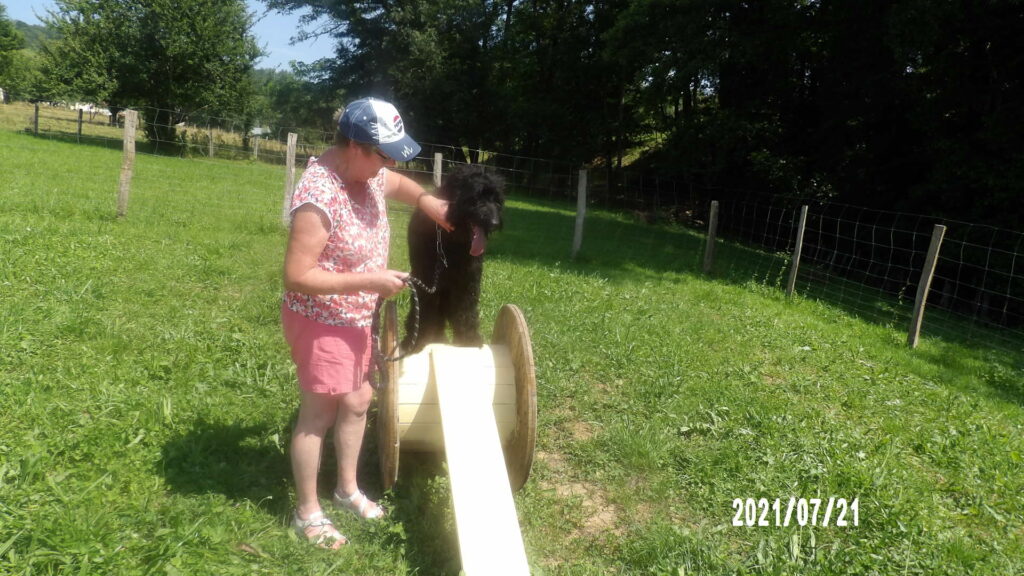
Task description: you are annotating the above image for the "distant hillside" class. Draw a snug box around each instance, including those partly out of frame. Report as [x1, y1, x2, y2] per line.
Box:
[13, 20, 54, 51]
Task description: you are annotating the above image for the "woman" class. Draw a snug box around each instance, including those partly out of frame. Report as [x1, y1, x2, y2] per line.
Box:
[281, 98, 450, 549]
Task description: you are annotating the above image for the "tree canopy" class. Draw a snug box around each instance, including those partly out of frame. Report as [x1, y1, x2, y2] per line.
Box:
[264, 0, 1022, 228]
[39, 0, 262, 142]
[0, 4, 25, 95]
[4, 1, 1020, 227]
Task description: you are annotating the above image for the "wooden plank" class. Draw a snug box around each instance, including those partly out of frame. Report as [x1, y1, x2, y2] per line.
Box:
[399, 383, 517, 410]
[432, 346, 530, 576]
[399, 403, 516, 425]
[397, 345, 515, 404]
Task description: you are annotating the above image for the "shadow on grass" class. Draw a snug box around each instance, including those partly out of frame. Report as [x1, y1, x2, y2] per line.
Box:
[157, 414, 465, 573]
[158, 419, 294, 517]
[491, 197, 705, 283]
[912, 338, 1024, 407]
[360, 404, 462, 574]
[385, 452, 463, 576]
[492, 194, 1023, 405]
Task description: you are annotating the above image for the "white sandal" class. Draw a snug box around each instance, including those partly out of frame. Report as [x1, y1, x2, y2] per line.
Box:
[332, 489, 386, 520]
[292, 510, 347, 549]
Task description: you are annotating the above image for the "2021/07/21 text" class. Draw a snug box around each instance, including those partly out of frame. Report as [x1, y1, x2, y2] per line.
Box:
[731, 497, 860, 527]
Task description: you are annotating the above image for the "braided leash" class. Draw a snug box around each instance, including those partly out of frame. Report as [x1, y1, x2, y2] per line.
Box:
[370, 225, 447, 388]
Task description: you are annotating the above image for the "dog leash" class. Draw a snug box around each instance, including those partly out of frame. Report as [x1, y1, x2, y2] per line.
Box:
[369, 224, 448, 388]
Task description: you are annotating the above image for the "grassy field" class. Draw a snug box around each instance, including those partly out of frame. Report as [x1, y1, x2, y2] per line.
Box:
[1, 129, 1022, 575]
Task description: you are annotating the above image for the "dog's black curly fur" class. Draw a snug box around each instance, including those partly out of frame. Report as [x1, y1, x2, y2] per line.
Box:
[403, 165, 505, 353]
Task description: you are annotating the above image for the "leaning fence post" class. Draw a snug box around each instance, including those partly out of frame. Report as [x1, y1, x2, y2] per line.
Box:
[77, 109, 84, 143]
[282, 132, 298, 227]
[907, 224, 947, 348]
[786, 205, 810, 296]
[571, 169, 588, 259]
[703, 200, 720, 274]
[434, 152, 443, 188]
[116, 109, 138, 218]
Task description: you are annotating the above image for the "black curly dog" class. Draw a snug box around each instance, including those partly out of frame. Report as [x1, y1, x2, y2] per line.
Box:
[402, 165, 505, 354]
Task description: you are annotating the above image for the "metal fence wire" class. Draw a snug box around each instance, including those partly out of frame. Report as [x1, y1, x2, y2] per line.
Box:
[15, 101, 1024, 355]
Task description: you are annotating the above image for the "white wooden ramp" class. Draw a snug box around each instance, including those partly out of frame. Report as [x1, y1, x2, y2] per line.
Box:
[431, 346, 531, 576]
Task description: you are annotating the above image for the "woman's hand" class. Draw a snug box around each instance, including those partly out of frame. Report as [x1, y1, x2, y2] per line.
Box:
[368, 270, 409, 298]
[419, 194, 453, 232]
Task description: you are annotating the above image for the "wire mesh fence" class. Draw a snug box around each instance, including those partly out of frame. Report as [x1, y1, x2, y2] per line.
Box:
[6, 100, 1021, 356]
[707, 194, 1023, 355]
[12, 102, 582, 200]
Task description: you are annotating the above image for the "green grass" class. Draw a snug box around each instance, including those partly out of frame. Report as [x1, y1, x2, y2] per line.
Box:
[1, 130, 1022, 575]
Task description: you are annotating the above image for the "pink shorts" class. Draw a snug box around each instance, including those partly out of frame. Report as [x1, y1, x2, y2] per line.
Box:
[281, 302, 373, 395]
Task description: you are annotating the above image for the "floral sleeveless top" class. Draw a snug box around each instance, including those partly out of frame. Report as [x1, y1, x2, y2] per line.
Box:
[283, 157, 390, 327]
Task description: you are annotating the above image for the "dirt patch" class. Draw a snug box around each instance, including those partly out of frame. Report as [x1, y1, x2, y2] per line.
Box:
[536, 451, 622, 539]
[570, 420, 595, 442]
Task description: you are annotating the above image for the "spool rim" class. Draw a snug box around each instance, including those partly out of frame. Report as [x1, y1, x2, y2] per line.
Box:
[378, 300, 400, 491]
[492, 303, 537, 492]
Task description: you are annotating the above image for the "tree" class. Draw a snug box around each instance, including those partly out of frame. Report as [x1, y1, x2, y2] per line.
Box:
[265, 0, 632, 165]
[40, 0, 262, 143]
[0, 4, 25, 98]
[264, 0, 505, 155]
[251, 67, 343, 142]
[261, 0, 1021, 227]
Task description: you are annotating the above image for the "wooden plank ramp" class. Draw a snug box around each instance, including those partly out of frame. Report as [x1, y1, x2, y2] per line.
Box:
[431, 346, 531, 576]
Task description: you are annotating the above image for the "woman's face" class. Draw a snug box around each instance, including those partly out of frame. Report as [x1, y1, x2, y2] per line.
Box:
[346, 142, 395, 182]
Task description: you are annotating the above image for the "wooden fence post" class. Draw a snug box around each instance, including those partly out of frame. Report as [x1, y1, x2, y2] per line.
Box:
[208, 126, 214, 158]
[77, 109, 83, 143]
[252, 136, 261, 160]
[116, 110, 138, 218]
[282, 132, 298, 227]
[703, 200, 720, 274]
[33, 103, 39, 135]
[786, 205, 810, 297]
[572, 169, 588, 259]
[907, 224, 947, 348]
[434, 152, 443, 188]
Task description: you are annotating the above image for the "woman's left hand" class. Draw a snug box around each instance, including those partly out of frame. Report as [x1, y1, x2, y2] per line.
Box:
[420, 195, 453, 232]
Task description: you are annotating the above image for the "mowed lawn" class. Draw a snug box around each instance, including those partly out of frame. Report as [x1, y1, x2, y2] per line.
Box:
[0, 129, 1022, 575]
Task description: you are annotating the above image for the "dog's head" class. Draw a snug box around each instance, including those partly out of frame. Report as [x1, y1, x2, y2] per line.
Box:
[439, 165, 505, 256]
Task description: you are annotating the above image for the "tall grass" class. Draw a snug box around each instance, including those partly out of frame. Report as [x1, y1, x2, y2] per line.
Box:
[1, 129, 1021, 575]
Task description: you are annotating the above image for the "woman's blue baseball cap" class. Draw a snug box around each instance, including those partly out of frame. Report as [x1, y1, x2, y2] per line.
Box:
[338, 97, 421, 162]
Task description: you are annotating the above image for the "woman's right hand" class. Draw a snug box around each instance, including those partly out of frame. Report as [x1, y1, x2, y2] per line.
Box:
[369, 270, 409, 297]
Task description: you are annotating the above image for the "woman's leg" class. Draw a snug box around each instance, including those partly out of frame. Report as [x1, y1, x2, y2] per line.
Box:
[292, 389, 340, 519]
[333, 381, 374, 496]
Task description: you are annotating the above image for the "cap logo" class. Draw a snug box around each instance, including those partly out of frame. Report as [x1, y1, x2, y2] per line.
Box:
[342, 98, 420, 160]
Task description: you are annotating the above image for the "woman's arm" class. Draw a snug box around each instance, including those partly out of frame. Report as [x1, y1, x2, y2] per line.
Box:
[283, 204, 407, 297]
[384, 169, 453, 231]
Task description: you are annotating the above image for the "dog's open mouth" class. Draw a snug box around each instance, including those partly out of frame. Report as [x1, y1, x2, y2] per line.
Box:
[470, 225, 487, 256]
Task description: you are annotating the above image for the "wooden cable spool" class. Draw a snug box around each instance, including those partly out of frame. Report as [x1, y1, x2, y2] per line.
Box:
[378, 302, 537, 492]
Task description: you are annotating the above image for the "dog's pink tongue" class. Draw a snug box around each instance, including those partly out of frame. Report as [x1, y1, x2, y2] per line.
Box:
[470, 225, 487, 256]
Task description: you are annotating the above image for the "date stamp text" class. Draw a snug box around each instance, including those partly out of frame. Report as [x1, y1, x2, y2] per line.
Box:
[731, 497, 860, 527]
